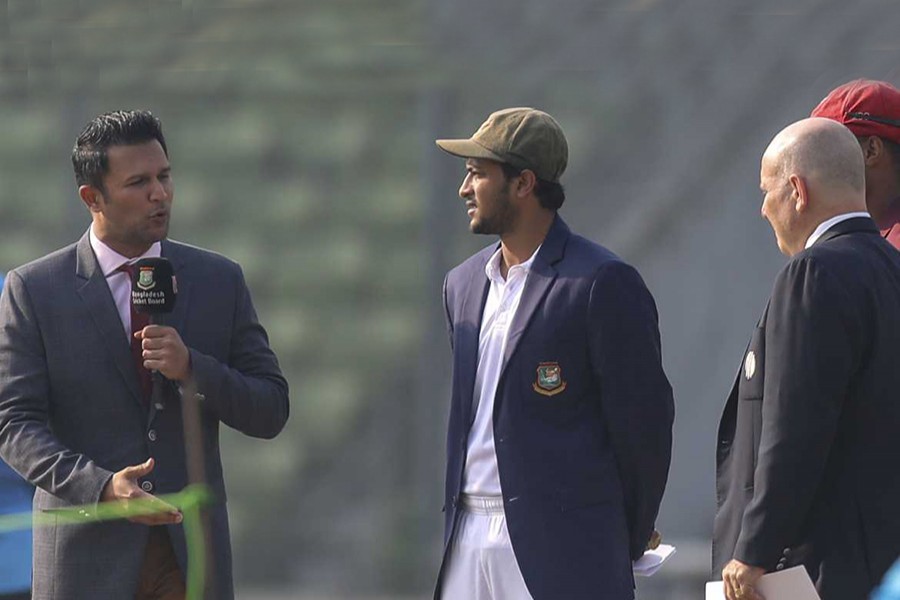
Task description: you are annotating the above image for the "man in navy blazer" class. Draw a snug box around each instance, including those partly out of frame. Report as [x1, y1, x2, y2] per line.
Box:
[433, 108, 674, 599]
[0, 110, 289, 599]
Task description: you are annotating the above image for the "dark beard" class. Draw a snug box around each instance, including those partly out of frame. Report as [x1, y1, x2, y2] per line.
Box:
[470, 184, 515, 235]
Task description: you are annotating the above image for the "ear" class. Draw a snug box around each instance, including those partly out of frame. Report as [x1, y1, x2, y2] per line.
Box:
[860, 136, 885, 166]
[514, 169, 537, 198]
[79, 185, 103, 213]
[788, 173, 809, 213]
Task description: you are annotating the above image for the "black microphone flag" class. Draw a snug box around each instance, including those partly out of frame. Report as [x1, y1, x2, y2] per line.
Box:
[130, 257, 176, 315]
[128, 257, 176, 412]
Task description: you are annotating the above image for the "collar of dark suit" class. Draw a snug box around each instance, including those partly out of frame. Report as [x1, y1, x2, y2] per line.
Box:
[77, 233, 188, 280]
[535, 213, 570, 267]
[75, 231, 96, 280]
[159, 239, 188, 271]
[811, 215, 879, 246]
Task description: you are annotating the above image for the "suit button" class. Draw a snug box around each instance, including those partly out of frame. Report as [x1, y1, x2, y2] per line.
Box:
[782, 548, 791, 557]
[148, 429, 157, 442]
[775, 563, 785, 571]
[141, 481, 154, 493]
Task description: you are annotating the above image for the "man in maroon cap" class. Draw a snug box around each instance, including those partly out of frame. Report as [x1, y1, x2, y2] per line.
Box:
[811, 78, 900, 248]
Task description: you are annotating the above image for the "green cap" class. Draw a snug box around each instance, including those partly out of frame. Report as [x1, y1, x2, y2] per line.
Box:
[435, 107, 568, 183]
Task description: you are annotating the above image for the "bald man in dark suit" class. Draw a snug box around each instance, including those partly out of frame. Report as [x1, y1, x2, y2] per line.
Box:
[714, 117, 900, 600]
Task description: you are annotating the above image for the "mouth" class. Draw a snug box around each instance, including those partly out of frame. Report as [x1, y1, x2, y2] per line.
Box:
[149, 210, 169, 223]
[465, 201, 477, 217]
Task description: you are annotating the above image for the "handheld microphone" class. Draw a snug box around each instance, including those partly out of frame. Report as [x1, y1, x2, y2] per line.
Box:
[130, 257, 177, 410]
[130, 257, 177, 318]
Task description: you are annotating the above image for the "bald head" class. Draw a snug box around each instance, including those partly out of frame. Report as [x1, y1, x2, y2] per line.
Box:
[760, 118, 867, 255]
[763, 117, 866, 200]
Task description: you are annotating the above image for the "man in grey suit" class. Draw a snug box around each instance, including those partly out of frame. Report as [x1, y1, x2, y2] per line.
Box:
[0, 272, 33, 600]
[0, 110, 289, 599]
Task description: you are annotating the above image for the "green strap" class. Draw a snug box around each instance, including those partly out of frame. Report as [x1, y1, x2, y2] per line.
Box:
[0, 484, 215, 600]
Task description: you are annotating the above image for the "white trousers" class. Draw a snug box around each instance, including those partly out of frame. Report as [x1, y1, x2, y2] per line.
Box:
[441, 495, 534, 600]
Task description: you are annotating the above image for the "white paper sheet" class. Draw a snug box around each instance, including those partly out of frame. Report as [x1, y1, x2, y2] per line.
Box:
[706, 566, 820, 599]
[633, 544, 676, 577]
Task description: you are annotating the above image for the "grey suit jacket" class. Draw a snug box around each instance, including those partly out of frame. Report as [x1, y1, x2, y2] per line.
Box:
[0, 232, 289, 599]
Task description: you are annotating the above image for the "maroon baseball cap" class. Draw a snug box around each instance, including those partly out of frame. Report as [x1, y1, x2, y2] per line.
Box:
[811, 79, 900, 145]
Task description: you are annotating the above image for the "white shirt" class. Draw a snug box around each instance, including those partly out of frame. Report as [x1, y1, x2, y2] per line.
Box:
[88, 226, 162, 340]
[805, 212, 871, 249]
[462, 245, 540, 496]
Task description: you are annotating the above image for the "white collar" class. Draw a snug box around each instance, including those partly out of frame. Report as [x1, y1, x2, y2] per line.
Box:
[804, 212, 871, 249]
[89, 225, 162, 277]
[484, 244, 541, 283]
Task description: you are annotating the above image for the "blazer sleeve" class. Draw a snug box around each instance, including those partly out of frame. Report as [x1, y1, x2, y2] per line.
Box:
[587, 260, 675, 561]
[734, 256, 857, 569]
[187, 264, 289, 440]
[0, 271, 114, 506]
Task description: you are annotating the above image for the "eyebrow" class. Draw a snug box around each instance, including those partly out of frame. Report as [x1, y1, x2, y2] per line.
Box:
[124, 165, 172, 183]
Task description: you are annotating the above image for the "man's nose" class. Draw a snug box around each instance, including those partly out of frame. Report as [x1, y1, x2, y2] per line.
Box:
[459, 175, 472, 199]
[149, 178, 169, 202]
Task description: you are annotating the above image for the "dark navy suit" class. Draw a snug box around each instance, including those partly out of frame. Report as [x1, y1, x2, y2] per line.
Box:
[714, 217, 900, 599]
[436, 216, 674, 600]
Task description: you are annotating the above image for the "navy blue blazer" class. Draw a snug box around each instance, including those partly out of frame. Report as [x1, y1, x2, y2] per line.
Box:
[437, 216, 674, 600]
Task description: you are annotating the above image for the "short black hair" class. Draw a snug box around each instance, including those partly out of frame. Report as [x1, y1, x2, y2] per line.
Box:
[499, 162, 566, 211]
[72, 110, 168, 190]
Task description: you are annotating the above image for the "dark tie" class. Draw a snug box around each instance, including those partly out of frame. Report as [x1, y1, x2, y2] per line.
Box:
[118, 263, 152, 404]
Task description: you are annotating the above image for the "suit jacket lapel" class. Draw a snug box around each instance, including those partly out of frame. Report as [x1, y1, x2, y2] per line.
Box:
[160, 240, 191, 336]
[499, 215, 569, 381]
[458, 247, 493, 428]
[74, 233, 145, 407]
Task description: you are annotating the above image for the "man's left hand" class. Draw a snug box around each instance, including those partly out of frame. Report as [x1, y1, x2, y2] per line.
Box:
[722, 559, 766, 600]
[137, 325, 192, 382]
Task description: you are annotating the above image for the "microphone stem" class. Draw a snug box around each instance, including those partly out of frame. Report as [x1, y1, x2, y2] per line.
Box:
[145, 311, 215, 595]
